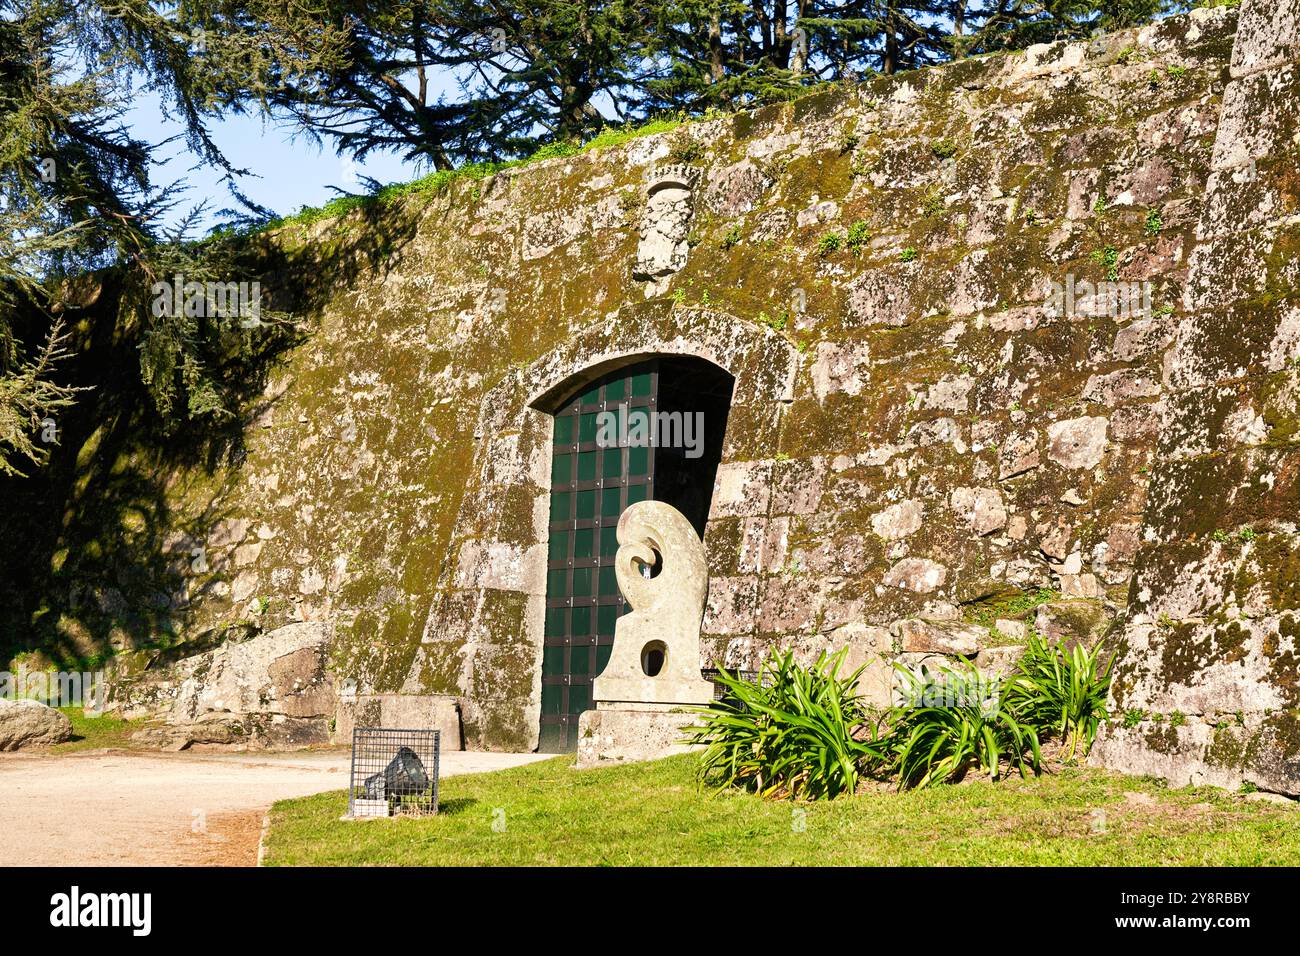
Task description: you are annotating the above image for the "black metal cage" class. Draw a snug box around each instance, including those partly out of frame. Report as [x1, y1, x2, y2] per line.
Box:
[701, 667, 763, 701]
[348, 728, 440, 818]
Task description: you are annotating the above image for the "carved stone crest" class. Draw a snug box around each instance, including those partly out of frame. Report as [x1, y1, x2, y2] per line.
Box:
[632, 165, 701, 295]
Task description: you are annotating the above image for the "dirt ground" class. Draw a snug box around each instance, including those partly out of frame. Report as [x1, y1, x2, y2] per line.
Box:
[0, 748, 550, 866]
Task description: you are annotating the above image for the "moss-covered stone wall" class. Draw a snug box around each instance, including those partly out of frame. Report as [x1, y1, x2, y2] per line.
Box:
[1092, 0, 1300, 796]
[7, 3, 1289, 778]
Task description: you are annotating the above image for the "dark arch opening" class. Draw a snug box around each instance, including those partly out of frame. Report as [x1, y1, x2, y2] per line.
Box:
[651, 357, 734, 538]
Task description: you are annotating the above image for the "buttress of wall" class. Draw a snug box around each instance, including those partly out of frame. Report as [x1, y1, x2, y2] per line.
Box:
[0, 6, 1240, 752]
[1094, 0, 1300, 796]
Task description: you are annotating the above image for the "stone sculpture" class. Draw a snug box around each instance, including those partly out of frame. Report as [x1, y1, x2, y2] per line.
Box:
[577, 500, 714, 767]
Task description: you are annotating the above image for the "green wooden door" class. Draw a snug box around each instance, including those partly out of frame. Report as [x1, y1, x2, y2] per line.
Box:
[538, 362, 657, 753]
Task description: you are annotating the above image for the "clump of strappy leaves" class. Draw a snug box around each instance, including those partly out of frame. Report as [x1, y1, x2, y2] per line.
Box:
[690, 632, 1112, 798]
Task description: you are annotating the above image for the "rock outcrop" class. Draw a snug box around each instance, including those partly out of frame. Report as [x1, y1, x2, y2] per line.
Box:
[118, 622, 336, 751]
[0, 699, 72, 750]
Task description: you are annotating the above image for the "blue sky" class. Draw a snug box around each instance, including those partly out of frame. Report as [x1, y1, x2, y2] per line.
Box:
[127, 91, 428, 235]
[126, 56, 623, 236]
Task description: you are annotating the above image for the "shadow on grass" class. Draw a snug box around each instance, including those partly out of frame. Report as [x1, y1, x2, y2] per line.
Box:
[434, 797, 478, 817]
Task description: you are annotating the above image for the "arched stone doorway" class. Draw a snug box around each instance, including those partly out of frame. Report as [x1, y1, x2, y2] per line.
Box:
[404, 302, 799, 752]
[537, 356, 735, 752]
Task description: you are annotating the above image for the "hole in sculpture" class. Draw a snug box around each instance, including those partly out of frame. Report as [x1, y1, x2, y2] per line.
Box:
[641, 640, 667, 677]
[635, 547, 663, 579]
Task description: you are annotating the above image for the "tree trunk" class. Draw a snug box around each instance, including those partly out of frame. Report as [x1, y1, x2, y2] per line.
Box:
[883, 2, 898, 75]
[558, 81, 595, 142]
[709, 12, 725, 85]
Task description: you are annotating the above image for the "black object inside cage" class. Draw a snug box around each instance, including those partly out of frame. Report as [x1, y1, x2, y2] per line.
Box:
[349, 728, 440, 818]
[701, 667, 763, 701]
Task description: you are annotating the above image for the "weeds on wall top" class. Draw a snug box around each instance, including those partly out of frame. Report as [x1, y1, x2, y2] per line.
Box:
[230, 114, 695, 237]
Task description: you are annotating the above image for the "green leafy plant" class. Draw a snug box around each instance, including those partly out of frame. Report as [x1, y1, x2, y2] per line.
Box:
[817, 231, 842, 255]
[1145, 208, 1162, 236]
[932, 138, 958, 159]
[886, 659, 1042, 788]
[845, 220, 872, 254]
[1091, 244, 1120, 281]
[721, 224, 743, 250]
[690, 622, 1108, 798]
[899, 247, 917, 262]
[1123, 708, 1147, 729]
[687, 649, 879, 800]
[1003, 631, 1114, 760]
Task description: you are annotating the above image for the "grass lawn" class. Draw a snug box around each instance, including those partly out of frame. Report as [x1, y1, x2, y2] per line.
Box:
[262, 753, 1300, 866]
[49, 706, 147, 752]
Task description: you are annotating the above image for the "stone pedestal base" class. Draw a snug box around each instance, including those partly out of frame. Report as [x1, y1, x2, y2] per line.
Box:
[575, 706, 703, 769]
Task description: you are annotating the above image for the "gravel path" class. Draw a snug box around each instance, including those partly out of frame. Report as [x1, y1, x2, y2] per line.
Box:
[0, 748, 550, 866]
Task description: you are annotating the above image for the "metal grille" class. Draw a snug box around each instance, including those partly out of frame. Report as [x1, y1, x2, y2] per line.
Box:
[702, 668, 763, 701]
[539, 361, 658, 753]
[348, 728, 439, 818]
